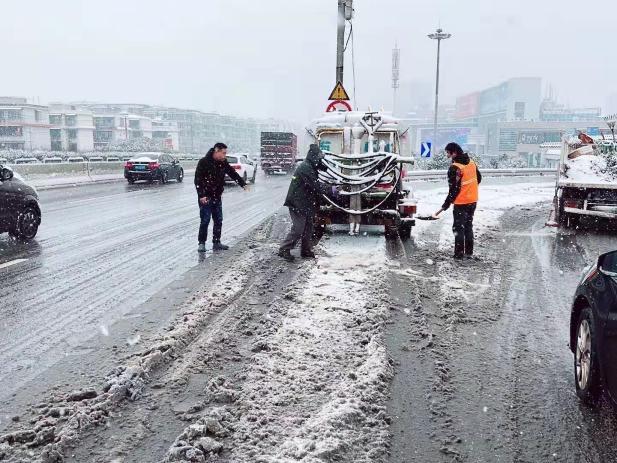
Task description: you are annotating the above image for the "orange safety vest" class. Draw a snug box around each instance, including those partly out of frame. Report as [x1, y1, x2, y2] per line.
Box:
[452, 160, 479, 205]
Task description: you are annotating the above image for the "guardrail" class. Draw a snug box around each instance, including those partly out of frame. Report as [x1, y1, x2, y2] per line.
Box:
[405, 168, 557, 181]
[6, 160, 199, 178]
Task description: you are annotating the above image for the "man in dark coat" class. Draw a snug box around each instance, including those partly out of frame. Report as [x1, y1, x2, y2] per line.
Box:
[278, 144, 335, 261]
[194, 142, 248, 252]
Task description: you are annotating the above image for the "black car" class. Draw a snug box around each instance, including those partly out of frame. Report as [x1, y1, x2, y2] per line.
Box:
[570, 250, 617, 405]
[0, 165, 41, 240]
[124, 153, 184, 184]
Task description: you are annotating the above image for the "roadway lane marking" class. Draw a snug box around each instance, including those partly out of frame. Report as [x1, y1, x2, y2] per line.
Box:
[0, 258, 28, 270]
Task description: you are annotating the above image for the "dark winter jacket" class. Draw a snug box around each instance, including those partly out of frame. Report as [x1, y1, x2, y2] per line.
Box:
[284, 145, 331, 215]
[441, 152, 482, 210]
[194, 149, 246, 200]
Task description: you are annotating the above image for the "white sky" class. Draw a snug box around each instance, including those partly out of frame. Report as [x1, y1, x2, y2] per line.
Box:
[1, 0, 616, 122]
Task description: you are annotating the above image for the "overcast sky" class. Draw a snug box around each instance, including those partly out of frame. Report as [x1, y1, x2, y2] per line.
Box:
[2, 0, 616, 122]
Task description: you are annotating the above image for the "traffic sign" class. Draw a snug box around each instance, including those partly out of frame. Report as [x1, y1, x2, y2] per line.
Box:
[326, 100, 352, 112]
[421, 142, 432, 158]
[328, 81, 350, 101]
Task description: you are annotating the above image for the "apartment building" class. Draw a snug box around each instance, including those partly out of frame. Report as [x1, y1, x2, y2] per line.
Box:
[0, 97, 50, 150]
[48, 104, 95, 152]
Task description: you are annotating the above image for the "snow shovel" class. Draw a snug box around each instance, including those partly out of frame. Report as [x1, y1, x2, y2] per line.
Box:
[416, 214, 440, 221]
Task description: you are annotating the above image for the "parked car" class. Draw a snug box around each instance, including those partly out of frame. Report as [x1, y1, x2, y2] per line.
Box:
[67, 156, 85, 163]
[0, 165, 41, 240]
[14, 157, 39, 165]
[124, 153, 184, 184]
[570, 250, 617, 405]
[88, 156, 104, 162]
[105, 156, 120, 162]
[0, 158, 8, 164]
[43, 157, 63, 164]
[225, 154, 257, 184]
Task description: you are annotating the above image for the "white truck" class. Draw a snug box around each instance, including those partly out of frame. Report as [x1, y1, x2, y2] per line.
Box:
[552, 135, 617, 227]
[309, 110, 417, 240]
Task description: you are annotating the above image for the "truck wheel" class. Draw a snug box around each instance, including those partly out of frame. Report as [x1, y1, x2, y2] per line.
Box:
[575, 307, 600, 405]
[398, 223, 412, 241]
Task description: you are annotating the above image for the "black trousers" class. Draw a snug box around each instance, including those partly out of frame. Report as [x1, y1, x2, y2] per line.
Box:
[279, 208, 314, 252]
[452, 203, 476, 257]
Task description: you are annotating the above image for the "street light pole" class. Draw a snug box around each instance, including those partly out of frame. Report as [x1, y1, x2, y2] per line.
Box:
[428, 28, 451, 152]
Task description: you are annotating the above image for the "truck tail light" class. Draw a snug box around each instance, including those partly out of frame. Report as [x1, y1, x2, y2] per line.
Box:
[564, 200, 582, 209]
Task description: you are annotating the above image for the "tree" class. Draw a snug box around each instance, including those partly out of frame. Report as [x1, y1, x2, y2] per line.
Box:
[104, 137, 168, 152]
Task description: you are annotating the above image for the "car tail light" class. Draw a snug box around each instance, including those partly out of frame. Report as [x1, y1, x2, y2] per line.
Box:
[125, 162, 134, 169]
[564, 200, 582, 209]
[232, 164, 241, 170]
[149, 162, 160, 170]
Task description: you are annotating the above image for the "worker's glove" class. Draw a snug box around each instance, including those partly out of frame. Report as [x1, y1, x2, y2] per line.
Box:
[330, 186, 340, 197]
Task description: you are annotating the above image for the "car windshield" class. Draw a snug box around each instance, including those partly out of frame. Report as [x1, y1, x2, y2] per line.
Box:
[226, 156, 238, 164]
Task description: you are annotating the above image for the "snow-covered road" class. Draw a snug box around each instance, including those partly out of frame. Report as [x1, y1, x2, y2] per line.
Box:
[3, 175, 617, 462]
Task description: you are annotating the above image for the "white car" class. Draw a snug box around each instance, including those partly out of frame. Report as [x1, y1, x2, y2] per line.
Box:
[226, 154, 257, 184]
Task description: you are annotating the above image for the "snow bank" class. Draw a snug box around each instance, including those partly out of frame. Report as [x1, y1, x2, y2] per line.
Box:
[414, 182, 555, 252]
[562, 155, 616, 186]
[167, 244, 393, 462]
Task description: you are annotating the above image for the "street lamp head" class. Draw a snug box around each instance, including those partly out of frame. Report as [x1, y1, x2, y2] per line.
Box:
[428, 28, 452, 40]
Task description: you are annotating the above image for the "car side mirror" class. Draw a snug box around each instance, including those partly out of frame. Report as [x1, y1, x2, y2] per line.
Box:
[0, 167, 13, 181]
[598, 251, 617, 276]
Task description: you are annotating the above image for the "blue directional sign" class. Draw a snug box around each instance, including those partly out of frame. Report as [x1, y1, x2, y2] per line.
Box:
[420, 142, 432, 158]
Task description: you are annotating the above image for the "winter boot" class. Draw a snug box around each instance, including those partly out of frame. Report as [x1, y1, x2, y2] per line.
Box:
[213, 242, 229, 251]
[277, 249, 295, 262]
[197, 243, 206, 253]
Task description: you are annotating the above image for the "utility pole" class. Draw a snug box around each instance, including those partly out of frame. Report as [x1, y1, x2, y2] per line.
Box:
[428, 28, 451, 151]
[336, 1, 353, 84]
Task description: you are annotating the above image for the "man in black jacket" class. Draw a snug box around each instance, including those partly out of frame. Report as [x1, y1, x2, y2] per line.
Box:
[194, 142, 248, 252]
[278, 144, 336, 261]
[433, 142, 482, 259]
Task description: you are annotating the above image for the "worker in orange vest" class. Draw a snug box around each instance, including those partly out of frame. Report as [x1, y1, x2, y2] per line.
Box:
[433, 142, 482, 259]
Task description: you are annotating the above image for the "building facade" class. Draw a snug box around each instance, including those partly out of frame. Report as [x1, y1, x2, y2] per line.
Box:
[0, 97, 51, 150]
[48, 104, 95, 152]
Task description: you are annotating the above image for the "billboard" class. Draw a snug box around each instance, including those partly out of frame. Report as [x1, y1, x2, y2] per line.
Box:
[517, 131, 562, 145]
[455, 92, 480, 119]
[419, 127, 472, 151]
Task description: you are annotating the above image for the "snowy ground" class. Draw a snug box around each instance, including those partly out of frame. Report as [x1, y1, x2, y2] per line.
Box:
[2, 176, 617, 462]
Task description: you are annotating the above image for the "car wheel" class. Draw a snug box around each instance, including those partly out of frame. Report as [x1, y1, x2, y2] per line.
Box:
[575, 307, 601, 405]
[242, 172, 248, 184]
[127, 176, 135, 184]
[251, 168, 257, 184]
[161, 171, 168, 184]
[9, 205, 41, 241]
[177, 169, 184, 183]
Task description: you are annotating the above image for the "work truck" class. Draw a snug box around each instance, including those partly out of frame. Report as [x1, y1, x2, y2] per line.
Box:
[310, 110, 417, 240]
[260, 132, 297, 175]
[552, 134, 617, 227]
